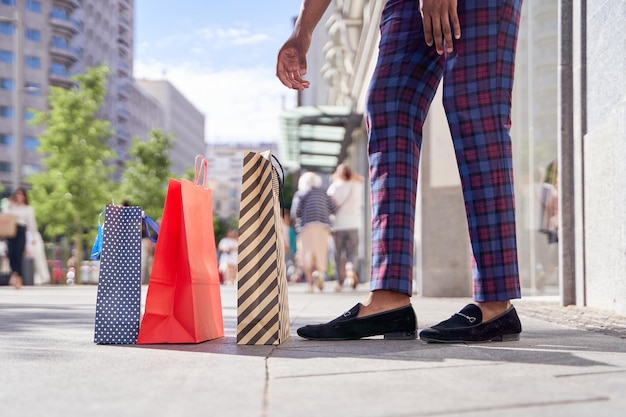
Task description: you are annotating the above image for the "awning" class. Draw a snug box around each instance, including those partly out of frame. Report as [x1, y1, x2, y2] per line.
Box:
[278, 106, 363, 173]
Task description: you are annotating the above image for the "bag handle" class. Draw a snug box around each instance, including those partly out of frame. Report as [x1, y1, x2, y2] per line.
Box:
[194, 155, 209, 188]
[270, 154, 285, 210]
[90, 210, 106, 260]
[142, 212, 160, 243]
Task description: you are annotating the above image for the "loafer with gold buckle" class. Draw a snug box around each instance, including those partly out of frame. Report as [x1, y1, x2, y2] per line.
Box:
[419, 304, 522, 343]
[297, 304, 417, 341]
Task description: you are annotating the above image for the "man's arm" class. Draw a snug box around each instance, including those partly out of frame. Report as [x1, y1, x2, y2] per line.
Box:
[276, 0, 332, 90]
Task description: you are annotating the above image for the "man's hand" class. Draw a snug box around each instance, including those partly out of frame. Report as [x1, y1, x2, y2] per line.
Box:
[421, 0, 461, 55]
[276, 37, 311, 90]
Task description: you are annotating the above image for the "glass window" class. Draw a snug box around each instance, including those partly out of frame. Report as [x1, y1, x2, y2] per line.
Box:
[0, 22, 15, 36]
[25, 0, 41, 13]
[52, 36, 68, 48]
[0, 106, 14, 118]
[24, 109, 35, 121]
[0, 162, 11, 173]
[1, 0, 16, 6]
[0, 134, 14, 145]
[25, 82, 41, 95]
[0, 50, 14, 63]
[24, 136, 39, 149]
[50, 62, 67, 75]
[51, 8, 68, 20]
[0, 78, 14, 90]
[25, 55, 41, 68]
[25, 28, 41, 42]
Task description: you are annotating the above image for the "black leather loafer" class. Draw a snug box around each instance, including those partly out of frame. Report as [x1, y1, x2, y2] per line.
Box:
[297, 304, 417, 341]
[419, 304, 522, 343]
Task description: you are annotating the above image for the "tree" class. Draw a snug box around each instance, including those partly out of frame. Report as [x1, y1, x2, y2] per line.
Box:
[28, 65, 116, 278]
[117, 129, 175, 220]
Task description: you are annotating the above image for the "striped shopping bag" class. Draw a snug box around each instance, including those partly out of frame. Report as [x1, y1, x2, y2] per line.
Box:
[236, 151, 290, 345]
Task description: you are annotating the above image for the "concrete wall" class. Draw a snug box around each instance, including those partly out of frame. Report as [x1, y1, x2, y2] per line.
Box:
[582, 1, 626, 314]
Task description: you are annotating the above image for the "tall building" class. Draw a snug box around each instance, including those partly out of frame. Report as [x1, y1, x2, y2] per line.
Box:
[1, 0, 83, 191]
[135, 79, 205, 175]
[126, 80, 164, 146]
[0, 0, 202, 192]
[0, 0, 135, 191]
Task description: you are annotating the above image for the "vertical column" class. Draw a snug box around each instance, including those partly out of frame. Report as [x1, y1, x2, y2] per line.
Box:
[558, 0, 576, 306]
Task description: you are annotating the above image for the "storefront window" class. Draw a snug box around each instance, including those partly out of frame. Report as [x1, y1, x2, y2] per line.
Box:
[512, 3, 560, 295]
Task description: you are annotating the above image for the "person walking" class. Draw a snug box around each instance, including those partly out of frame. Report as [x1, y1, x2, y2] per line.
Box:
[3, 188, 38, 289]
[291, 172, 337, 292]
[327, 164, 364, 291]
[277, 0, 523, 342]
[218, 229, 239, 285]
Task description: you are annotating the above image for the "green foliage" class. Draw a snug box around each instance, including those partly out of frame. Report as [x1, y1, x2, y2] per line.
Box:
[28, 65, 116, 254]
[117, 129, 175, 220]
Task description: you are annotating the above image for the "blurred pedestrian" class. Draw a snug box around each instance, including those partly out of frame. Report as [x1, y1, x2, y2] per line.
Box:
[277, 0, 523, 342]
[3, 188, 38, 289]
[218, 229, 239, 285]
[292, 172, 337, 292]
[327, 164, 364, 291]
[282, 208, 299, 282]
[28, 228, 50, 285]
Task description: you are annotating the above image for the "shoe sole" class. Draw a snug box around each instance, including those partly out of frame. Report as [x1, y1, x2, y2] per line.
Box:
[300, 331, 417, 341]
[384, 330, 417, 340]
[420, 332, 521, 343]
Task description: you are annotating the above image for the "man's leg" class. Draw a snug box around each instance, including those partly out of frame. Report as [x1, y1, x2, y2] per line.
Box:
[442, 0, 523, 308]
[364, 0, 445, 316]
[418, 0, 524, 343]
[333, 231, 347, 286]
[295, 0, 440, 339]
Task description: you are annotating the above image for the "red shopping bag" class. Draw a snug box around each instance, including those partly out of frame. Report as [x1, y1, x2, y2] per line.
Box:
[137, 156, 224, 344]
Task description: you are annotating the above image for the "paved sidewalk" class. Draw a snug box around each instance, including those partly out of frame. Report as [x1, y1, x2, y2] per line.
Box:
[1, 284, 626, 417]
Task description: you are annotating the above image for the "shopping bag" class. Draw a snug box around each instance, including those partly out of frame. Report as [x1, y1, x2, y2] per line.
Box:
[0, 213, 18, 238]
[94, 205, 142, 344]
[237, 151, 290, 345]
[137, 156, 224, 344]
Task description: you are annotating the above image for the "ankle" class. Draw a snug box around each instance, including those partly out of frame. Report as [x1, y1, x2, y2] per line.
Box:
[476, 300, 511, 322]
[359, 290, 410, 317]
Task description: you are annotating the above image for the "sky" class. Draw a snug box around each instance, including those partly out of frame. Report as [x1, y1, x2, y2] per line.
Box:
[134, 0, 301, 145]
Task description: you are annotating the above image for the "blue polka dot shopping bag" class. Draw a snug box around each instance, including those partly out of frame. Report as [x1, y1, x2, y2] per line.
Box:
[93, 205, 142, 344]
[137, 156, 224, 344]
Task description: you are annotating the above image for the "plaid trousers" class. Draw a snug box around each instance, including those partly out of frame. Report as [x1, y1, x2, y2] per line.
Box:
[366, 0, 523, 301]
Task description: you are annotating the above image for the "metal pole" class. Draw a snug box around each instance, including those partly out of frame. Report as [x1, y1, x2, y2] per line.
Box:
[559, 0, 576, 306]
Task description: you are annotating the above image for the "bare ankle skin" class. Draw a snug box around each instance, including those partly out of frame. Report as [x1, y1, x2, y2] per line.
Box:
[476, 300, 512, 322]
[358, 290, 411, 318]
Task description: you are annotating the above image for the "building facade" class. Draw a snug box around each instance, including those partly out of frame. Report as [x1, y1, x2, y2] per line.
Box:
[204, 142, 279, 221]
[136, 79, 205, 176]
[0, 0, 202, 192]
